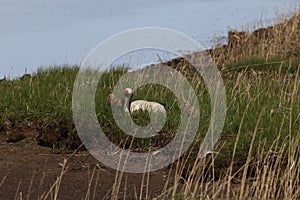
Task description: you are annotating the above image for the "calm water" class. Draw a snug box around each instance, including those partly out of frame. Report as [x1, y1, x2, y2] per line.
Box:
[0, 0, 298, 78]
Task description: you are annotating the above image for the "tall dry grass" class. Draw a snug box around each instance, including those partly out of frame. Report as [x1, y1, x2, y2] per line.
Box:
[209, 12, 300, 65]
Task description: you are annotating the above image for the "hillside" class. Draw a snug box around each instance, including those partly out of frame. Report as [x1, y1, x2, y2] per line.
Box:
[0, 12, 299, 200]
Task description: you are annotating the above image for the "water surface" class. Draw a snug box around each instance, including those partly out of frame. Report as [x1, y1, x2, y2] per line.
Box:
[0, 0, 298, 78]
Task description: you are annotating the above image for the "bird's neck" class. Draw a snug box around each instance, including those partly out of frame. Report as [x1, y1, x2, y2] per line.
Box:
[124, 95, 132, 112]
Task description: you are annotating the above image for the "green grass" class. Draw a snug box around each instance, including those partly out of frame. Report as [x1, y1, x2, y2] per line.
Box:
[222, 56, 300, 73]
[0, 66, 77, 126]
[0, 57, 299, 164]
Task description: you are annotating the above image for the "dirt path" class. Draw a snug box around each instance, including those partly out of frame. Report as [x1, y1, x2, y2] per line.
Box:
[0, 138, 175, 200]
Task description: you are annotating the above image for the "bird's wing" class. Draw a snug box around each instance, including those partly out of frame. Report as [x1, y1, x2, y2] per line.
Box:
[130, 100, 149, 112]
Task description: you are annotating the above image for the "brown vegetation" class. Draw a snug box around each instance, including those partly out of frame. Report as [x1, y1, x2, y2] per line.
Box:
[209, 13, 300, 64]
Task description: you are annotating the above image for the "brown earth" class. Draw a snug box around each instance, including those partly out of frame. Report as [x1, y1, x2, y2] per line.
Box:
[0, 136, 176, 200]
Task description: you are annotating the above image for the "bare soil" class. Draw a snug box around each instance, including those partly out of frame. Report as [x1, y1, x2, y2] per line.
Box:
[0, 136, 175, 200]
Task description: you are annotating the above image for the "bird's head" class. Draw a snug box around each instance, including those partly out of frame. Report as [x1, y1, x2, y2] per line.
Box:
[124, 88, 133, 97]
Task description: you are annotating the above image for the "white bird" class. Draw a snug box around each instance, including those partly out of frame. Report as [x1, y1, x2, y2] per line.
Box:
[109, 88, 167, 137]
[123, 88, 166, 113]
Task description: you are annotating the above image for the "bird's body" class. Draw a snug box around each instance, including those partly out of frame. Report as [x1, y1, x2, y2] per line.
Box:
[129, 100, 166, 113]
[109, 88, 167, 137]
[109, 88, 166, 114]
[123, 88, 166, 114]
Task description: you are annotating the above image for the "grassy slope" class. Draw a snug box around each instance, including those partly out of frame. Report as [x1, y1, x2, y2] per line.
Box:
[0, 13, 299, 166]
